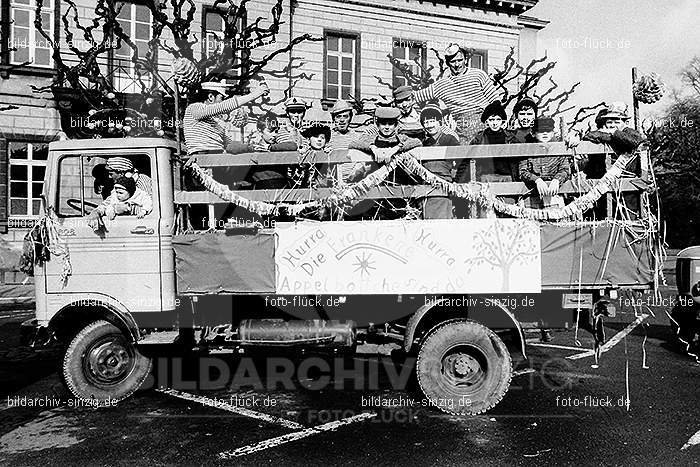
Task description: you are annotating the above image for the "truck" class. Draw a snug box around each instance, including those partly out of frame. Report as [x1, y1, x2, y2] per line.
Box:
[669, 247, 700, 355]
[19, 137, 662, 415]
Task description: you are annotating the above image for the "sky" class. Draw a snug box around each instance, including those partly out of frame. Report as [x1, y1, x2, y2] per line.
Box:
[527, 0, 700, 120]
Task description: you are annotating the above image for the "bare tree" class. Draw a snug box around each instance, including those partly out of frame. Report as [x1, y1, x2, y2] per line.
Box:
[31, 0, 320, 138]
[680, 56, 700, 97]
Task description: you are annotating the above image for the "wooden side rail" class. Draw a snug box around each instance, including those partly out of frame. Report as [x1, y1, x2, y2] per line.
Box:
[175, 178, 643, 204]
[185, 142, 608, 167]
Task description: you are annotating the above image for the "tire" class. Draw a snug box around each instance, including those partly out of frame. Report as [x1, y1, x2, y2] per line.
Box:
[416, 319, 512, 415]
[62, 320, 152, 405]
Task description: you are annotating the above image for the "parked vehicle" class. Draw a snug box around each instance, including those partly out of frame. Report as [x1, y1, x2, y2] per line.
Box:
[20, 138, 661, 414]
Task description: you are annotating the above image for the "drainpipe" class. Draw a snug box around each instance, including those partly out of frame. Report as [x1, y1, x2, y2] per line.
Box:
[288, 0, 295, 93]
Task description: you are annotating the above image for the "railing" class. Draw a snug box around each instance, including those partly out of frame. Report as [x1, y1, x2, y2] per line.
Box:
[175, 141, 643, 219]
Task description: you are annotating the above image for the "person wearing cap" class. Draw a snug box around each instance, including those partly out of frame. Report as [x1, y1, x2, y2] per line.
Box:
[326, 100, 366, 184]
[105, 156, 152, 194]
[183, 79, 269, 156]
[419, 101, 459, 219]
[456, 100, 516, 183]
[349, 106, 423, 219]
[413, 44, 502, 144]
[244, 110, 290, 189]
[87, 176, 153, 231]
[511, 97, 538, 143]
[569, 101, 647, 217]
[394, 85, 425, 139]
[519, 117, 571, 209]
[271, 97, 308, 151]
[350, 106, 422, 164]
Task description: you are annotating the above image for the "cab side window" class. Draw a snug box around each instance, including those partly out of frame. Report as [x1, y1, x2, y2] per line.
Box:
[56, 154, 154, 218]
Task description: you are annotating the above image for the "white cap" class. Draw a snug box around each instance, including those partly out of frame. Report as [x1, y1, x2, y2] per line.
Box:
[200, 81, 235, 95]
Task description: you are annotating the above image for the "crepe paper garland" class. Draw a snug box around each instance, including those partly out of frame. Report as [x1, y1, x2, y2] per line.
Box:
[186, 147, 637, 222]
[184, 156, 401, 217]
[396, 150, 637, 221]
[633, 73, 665, 105]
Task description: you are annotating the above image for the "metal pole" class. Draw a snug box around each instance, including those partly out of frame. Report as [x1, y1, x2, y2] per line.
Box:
[632, 67, 640, 131]
[174, 80, 182, 157]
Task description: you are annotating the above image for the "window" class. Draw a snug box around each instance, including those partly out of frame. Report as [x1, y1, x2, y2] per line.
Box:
[56, 154, 152, 218]
[112, 2, 152, 93]
[469, 50, 488, 72]
[8, 141, 48, 217]
[324, 31, 359, 101]
[8, 0, 53, 67]
[392, 39, 427, 88]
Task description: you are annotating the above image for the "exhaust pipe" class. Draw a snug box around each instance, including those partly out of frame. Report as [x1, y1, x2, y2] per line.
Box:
[238, 319, 356, 347]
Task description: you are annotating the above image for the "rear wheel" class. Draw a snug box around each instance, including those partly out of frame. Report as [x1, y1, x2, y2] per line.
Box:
[416, 319, 512, 415]
[62, 320, 152, 405]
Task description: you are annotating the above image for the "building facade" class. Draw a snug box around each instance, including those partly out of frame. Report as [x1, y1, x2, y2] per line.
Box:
[0, 0, 545, 300]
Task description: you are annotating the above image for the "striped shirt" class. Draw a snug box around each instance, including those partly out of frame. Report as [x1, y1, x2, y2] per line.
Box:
[413, 68, 501, 139]
[183, 96, 241, 155]
[328, 128, 362, 183]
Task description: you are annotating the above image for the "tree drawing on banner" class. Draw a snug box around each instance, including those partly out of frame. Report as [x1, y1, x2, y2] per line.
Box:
[31, 0, 320, 139]
[464, 221, 539, 292]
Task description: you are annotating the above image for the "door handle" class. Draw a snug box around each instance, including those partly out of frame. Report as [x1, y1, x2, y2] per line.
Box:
[130, 226, 155, 235]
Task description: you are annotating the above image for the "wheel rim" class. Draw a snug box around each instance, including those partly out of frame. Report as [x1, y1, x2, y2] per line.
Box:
[83, 334, 135, 387]
[440, 344, 489, 391]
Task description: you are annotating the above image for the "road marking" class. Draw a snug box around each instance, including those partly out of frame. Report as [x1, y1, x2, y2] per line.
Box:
[218, 412, 377, 459]
[529, 343, 586, 352]
[512, 368, 536, 376]
[567, 314, 649, 360]
[156, 388, 304, 430]
[681, 429, 700, 451]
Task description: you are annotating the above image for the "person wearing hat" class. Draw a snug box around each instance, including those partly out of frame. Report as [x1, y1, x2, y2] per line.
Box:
[456, 100, 516, 184]
[87, 176, 153, 230]
[518, 117, 571, 209]
[292, 108, 334, 188]
[413, 44, 502, 144]
[511, 97, 538, 143]
[183, 79, 269, 156]
[419, 101, 459, 219]
[105, 156, 152, 194]
[271, 96, 308, 151]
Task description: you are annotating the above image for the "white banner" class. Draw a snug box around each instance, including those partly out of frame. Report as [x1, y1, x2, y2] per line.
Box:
[275, 219, 541, 295]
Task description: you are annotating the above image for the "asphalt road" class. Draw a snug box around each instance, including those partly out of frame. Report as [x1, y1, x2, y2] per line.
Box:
[0, 305, 699, 466]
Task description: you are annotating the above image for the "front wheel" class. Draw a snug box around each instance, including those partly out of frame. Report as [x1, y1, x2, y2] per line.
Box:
[416, 319, 512, 415]
[62, 320, 152, 405]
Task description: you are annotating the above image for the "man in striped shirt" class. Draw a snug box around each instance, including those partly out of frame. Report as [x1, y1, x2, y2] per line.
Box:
[183, 80, 269, 156]
[413, 44, 502, 144]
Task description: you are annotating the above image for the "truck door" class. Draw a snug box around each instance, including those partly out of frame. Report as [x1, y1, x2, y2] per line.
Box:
[44, 151, 162, 313]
